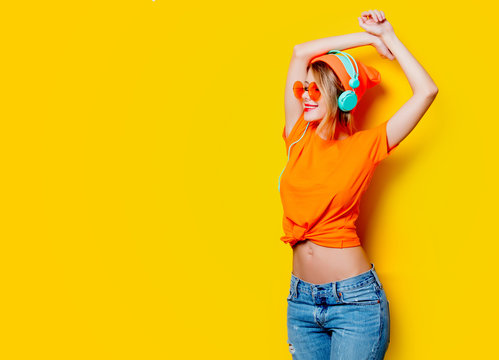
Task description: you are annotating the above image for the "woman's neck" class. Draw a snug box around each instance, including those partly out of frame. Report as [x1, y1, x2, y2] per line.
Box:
[316, 126, 350, 141]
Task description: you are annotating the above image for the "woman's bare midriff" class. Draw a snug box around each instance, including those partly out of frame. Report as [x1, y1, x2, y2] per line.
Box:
[292, 239, 372, 284]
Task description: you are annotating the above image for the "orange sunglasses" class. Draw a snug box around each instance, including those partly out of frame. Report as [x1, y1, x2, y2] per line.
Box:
[293, 81, 321, 101]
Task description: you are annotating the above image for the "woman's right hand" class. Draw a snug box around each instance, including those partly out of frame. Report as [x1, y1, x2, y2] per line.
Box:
[358, 10, 395, 38]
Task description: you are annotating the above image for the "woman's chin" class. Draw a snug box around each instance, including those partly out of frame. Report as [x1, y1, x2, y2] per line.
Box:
[304, 111, 321, 122]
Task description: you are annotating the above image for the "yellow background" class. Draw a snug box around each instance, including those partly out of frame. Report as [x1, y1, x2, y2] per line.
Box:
[1, 0, 498, 358]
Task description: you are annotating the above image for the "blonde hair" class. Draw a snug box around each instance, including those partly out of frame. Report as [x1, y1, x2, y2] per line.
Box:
[307, 61, 356, 140]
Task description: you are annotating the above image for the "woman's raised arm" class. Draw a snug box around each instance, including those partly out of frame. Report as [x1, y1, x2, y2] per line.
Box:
[359, 10, 438, 95]
[294, 32, 394, 61]
[359, 9, 439, 151]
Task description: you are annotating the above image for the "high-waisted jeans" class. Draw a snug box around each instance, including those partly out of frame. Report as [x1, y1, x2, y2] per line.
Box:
[286, 263, 390, 360]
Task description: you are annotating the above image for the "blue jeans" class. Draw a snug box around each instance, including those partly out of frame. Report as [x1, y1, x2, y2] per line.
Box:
[286, 263, 390, 359]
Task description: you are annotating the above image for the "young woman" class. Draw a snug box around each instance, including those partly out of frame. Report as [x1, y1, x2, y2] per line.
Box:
[279, 10, 438, 359]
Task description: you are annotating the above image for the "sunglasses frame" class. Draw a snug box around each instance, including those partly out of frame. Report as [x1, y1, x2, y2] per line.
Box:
[293, 81, 321, 102]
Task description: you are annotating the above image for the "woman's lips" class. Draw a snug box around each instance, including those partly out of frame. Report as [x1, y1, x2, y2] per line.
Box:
[304, 106, 317, 112]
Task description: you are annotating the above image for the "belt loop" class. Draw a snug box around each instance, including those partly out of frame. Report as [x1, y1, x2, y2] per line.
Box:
[371, 263, 383, 289]
[293, 276, 299, 298]
[332, 281, 339, 302]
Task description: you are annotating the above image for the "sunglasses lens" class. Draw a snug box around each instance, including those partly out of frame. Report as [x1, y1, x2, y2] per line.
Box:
[293, 81, 304, 99]
[309, 82, 321, 101]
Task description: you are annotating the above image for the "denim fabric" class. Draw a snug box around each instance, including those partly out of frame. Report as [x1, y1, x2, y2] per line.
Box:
[286, 263, 390, 359]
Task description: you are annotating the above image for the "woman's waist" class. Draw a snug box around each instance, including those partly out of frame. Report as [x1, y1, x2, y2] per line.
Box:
[292, 239, 372, 283]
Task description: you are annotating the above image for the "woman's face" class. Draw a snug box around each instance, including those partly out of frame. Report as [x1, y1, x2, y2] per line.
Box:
[302, 70, 327, 122]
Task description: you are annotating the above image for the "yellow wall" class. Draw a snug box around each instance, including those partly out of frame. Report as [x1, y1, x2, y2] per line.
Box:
[2, 0, 498, 358]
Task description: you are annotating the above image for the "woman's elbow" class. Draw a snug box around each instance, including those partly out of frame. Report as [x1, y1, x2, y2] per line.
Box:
[293, 45, 303, 58]
[419, 86, 439, 98]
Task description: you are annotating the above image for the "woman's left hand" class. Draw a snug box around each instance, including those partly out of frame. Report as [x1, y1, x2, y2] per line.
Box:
[358, 10, 395, 38]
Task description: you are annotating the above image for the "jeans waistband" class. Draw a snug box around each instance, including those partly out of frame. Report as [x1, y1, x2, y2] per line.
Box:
[290, 263, 383, 297]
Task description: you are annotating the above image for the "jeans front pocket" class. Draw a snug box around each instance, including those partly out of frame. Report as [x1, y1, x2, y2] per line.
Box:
[340, 281, 381, 306]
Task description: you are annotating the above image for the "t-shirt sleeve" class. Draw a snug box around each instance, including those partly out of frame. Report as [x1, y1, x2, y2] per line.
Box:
[282, 110, 308, 151]
[363, 120, 399, 165]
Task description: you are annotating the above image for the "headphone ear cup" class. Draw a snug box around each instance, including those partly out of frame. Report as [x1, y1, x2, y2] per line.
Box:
[337, 90, 358, 112]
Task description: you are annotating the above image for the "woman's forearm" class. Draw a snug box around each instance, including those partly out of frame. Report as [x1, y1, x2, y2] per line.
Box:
[294, 32, 375, 60]
[381, 32, 438, 95]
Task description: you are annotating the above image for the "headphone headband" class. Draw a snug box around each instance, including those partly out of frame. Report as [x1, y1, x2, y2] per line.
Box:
[326, 50, 360, 90]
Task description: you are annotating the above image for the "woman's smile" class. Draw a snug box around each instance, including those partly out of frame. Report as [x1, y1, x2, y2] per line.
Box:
[304, 104, 319, 112]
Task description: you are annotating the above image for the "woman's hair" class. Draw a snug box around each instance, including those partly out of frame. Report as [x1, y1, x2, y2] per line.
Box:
[307, 61, 357, 140]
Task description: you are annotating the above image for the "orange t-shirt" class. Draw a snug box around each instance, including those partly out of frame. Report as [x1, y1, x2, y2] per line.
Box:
[279, 110, 399, 248]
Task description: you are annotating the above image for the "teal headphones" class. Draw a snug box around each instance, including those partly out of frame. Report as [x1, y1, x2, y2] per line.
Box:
[278, 50, 360, 192]
[326, 50, 360, 112]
